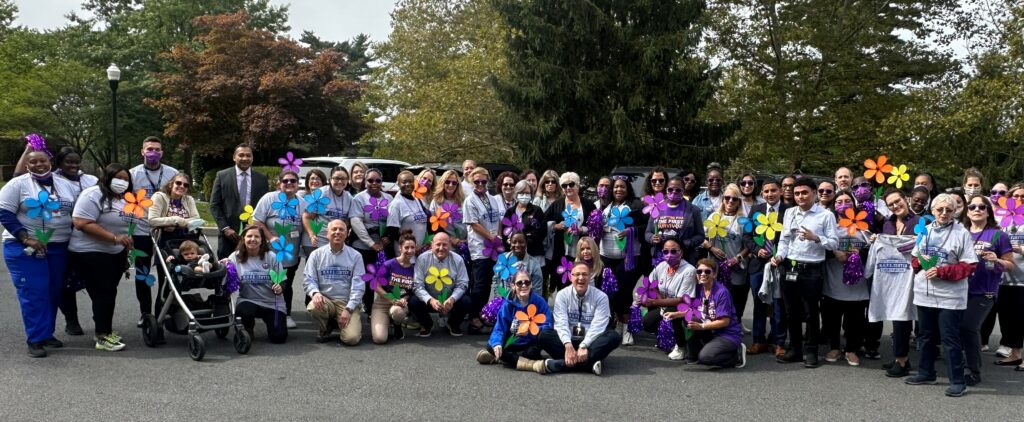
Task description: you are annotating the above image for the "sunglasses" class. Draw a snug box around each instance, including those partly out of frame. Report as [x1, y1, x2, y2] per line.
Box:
[855, 182, 872, 189]
[991, 190, 1007, 197]
[281, 179, 298, 185]
[739, 180, 756, 187]
[650, 178, 666, 185]
[933, 207, 954, 214]
[365, 178, 382, 184]
[782, 184, 794, 189]
[561, 182, 577, 189]
[967, 204, 988, 212]
[444, 181, 459, 186]
[666, 187, 683, 194]
[818, 189, 834, 195]
[1013, 194, 1024, 200]
[502, 183, 515, 187]
[474, 180, 489, 186]
[544, 180, 557, 185]
[173, 181, 190, 188]
[707, 178, 723, 184]
[662, 249, 680, 255]
[682, 177, 696, 184]
[514, 280, 532, 287]
[696, 269, 713, 275]
[722, 195, 740, 203]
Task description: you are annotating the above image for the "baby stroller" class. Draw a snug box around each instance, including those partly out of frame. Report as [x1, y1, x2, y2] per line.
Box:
[141, 230, 251, 361]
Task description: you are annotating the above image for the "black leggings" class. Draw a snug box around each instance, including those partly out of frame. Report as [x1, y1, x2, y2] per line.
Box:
[821, 296, 867, 352]
[357, 247, 379, 312]
[280, 264, 299, 315]
[487, 342, 542, 367]
[72, 250, 128, 335]
[236, 301, 288, 344]
[132, 235, 154, 316]
[642, 306, 686, 348]
[600, 256, 636, 317]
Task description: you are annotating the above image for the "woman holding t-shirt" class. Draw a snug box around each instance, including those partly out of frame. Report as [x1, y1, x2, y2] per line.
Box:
[229, 225, 287, 344]
[371, 233, 417, 344]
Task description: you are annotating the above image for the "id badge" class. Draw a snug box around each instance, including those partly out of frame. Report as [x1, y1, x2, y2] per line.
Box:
[785, 270, 799, 282]
[290, 230, 300, 240]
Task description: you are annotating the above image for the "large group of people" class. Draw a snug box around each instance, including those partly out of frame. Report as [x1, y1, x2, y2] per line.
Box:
[3, 139, 1023, 394]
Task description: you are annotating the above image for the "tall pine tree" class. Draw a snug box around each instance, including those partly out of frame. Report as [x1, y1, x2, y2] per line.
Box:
[491, 0, 732, 176]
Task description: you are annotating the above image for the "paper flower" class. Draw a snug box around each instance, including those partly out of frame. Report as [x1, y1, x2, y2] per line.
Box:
[441, 202, 462, 222]
[515, 304, 547, 336]
[642, 193, 668, 218]
[863, 155, 893, 184]
[122, 189, 153, 218]
[413, 178, 430, 200]
[224, 262, 239, 294]
[704, 212, 729, 239]
[502, 213, 523, 237]
[677, 295, 701, 323]
[430, 207, 450, 231]
[304, 189, 329, 214]
[361, 263, 389, 290]
[24, 190, 60, 221]
[562, 204, 578, 227]
[887, 164, 910, 188]
[635, 276, 658, 305]
[277, 151, 303, 173]
[608, 206, 634, 231]
[127, 248, 148, 267]
[483, 236, 504, 260]
[135, 266, 155, 287]
[492, 253, 519, 281]
[755, 211, 783, 241]
[269, 269, 287, 285]
[270, 237, 294, 262]
[996, 198, 1024, 228]
[24, 133, 50, 156]
[364, 196, 389, 221]
[239, 204, 255, 225]
[739, 216, 755, 233]
[272, 192, 299, 219]
[556, 256, 572, 285]
[426, 266, 452, 291]
[838, 207, 869, 236]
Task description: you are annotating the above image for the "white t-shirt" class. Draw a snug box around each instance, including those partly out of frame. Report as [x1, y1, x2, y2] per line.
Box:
[350, 191, 394, 250]
[302, 186, 352, 248]
[599, 203, 638, 259]
[463, 192, 503, 260]
[252, 191, 306, 268]
[911, 222, 977, 310]
[387, 194, 429, 251]
[0, 174, 77, 243]
[69, 185, 139, 254]
[645, 260, 697, 300]
[866, 235, 917, 322]
[55, 172, 99, 198]
[130, 163, 178, 233]
[429, 198, 467, 241]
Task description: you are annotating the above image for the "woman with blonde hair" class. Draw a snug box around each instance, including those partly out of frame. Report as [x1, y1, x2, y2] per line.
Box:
[702, 183, 749, 328]
[429, 169, 467, 248]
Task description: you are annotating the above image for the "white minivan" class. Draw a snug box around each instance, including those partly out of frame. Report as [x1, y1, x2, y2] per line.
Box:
[298, 157, 411, 194]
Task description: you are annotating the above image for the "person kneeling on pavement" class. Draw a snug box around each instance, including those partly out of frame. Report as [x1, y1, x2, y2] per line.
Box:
[411, 232, 472, 337]
[539, 262, 621, 375]
[477, 270, 552, 372]
[305, 219, 365, 345]
[665, 259, 746, 368]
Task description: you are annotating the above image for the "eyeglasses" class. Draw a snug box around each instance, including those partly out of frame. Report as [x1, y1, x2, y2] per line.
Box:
[173, 181, 190, 188]
[782, 184, 794, 190]
[502, 183, 515, 187]
[1013, 193, 1024, 200]
[281, 179, 298, 185]
[933, 207, 954, 214]
[561, 182, 577, 189]
[818, 189, 834, 195]
[696, 269, 713, 275]
[473, 180, 489, 186]
[662, 249, 680, 255]
[650, 178, 666, 185]
[544, 180, 557, 185]
[707, 178, 723, 184]
[666, 187, 683, 194]
[991, 190, 1007, 197]
[444, 181, 459, 186]
[739, 180, 756, 187]
[722, 196, 740, 203]
[514, 280, 532, 287]
[793, 190, 812, 196]
[331, 177, 348, 182]
[365, 178, 382, 184]
[967, 204, 988, 212]
[570, 272, 589, 278]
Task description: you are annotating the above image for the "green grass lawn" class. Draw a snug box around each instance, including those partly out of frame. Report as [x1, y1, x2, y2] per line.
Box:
[195, 201, 216, 228]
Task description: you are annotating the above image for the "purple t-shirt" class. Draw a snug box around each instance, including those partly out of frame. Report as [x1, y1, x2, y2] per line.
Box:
[968, 228, 1013, 296]
[384, 258, 416, 294]
[695, 282, 744, 346]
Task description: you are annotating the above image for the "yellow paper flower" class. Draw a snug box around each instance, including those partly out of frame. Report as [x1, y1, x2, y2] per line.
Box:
[755, 211, 783, 241]
[239, 204, 255, 225]
[704, 212, 729, 239]
[426, 266, 452, 291]
[887, 164, 910, 188]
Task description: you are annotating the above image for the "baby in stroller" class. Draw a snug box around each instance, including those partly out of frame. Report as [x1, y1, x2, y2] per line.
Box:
[166, 240, 212, 274]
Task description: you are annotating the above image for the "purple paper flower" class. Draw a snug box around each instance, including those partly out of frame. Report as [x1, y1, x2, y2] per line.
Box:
[277, 151, 303, 173]
[635, 276, 658, 304]
[556, 256, 572, 285]
[997, 198, 1024, 228]
[843, 252, 864, 285]
[361, 263, 389, 290]
[225, 262, 239, 294]
[656, 318, 675, 352]
[502, 213, 524, 237]
[441, 202, 462, 223]
[642, 193, 667, 218]
[628, 304, 643, 334]
[483, 236, 504, 260]
[481, 297, 505, 325]
[25, 133, 51, 157]
[600, 267, 618, 297]
[364, 196, 389, 221]
[677, 295, 701, 323]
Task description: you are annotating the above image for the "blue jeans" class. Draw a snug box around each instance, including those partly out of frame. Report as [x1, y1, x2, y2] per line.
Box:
[959, 295, 994, 375]
[749, 270, 772, 344]
[4, 241, 67, 344]
[916, 305, 965, 387]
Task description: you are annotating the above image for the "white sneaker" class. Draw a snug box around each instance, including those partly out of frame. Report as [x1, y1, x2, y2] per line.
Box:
[286, 316, 297, 329]
[668, 345, 685, 361]
[95, 334, 126, 352]
[981, 344, 990, 352]
[995, 345, 1011, 358]
[742, 324, 751, 334]
[591, 360, 602, 376]
[736, 343, 747, 368]
[621, 331, 634, 346]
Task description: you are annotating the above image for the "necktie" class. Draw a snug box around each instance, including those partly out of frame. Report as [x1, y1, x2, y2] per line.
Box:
[239, 171, 250, 206]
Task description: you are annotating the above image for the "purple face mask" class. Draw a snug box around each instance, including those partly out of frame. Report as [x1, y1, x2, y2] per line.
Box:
[853, 186, 872, 202]
[666, 191, 683, 202]
[596, 185, 608, 199]
[990, 193, 1003, 204]
[144, 150, 162, 164]
[834, 203, 851, 215]
[664, 253, 681, 267]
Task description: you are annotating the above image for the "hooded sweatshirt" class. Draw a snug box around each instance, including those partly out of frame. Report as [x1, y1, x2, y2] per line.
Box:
[488, 291, 552, 349]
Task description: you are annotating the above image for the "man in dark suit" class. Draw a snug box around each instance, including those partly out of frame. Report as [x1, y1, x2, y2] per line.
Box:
[743, 178, 789, 357]
[210, 144, 269, 259]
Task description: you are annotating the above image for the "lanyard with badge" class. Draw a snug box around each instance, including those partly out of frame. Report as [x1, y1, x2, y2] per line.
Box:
[144, 167, 164, 194]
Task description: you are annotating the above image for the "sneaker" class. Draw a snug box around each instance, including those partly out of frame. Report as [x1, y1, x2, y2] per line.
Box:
[448, 324, 464, 337]
[65, 320, 84, 336]
[467, 323, 491, 335]
[804, 352, 820, 368]
[108, 331, 123, 342]
[41, 338, 64, 348]
[27, 343, 47, 358]
[668, 345, 685, 361]
[863, 349, 881, 360]
[742, 324, 751, 334]
[476, 349, 496, 364]
[95, 334, 126, 352]
[964, 373, 981, 387]
[885, 360, 911, 378]
[981, 344, 990, 352]
[846, 352, 860, 366]
[621, 331, 634, 346]
[904, 374, 937, 385]
[417, 327, 432, 337]
[944, 384, 967, 397]
[402, 320, 422, 331]
[736, 343, 747, 368]
[286, 316, 297, 329]
[777, 349, 802, 363]
[995, 345, 1011, 358]
[825, 349, 842, 362]
[136, 317, 144, 328]
[315, 330, 332, 343]
[545, 359, 567, 373]
[591, 360, 603, 376]
[393, 324, 405, 340]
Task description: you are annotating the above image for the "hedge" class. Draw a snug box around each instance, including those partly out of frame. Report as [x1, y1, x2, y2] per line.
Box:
[200, 166, 282, 201]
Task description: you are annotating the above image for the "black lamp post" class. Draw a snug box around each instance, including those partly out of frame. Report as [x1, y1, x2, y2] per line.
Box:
[107, 63, 121, 164]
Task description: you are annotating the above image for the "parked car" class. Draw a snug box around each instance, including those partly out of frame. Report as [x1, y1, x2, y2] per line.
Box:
[406, 162, 462, 177]
[298, 157, 411, 194]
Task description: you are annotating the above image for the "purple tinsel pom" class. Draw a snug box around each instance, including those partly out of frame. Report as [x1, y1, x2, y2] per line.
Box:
[843, 252, 864, 285]
[376, 250, 386, 267]
[457, 241, 471, 264]
[224, 262, 239, 294]
[24, 133, 51, 157]
[717, 259, 732, 284]
[628, 304, 643, 334]
[862, 200, 876, 218]
[586, 209, 602, 240]
[656, 318, 675, 352]
[481, 297, 505, 325]
[651, 250, 663, 267]
[600, 267, 618, 297]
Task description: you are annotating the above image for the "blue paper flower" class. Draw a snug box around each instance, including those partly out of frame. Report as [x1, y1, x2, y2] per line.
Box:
[24, 190, 60, 221]
[608, 206, 634, 231]
[271, 237, 295, 262]
[135, 266, 156, 287]
[272, 192, 299, 219]
[492, 253, 520, 281]
[304, 189, 330, 214]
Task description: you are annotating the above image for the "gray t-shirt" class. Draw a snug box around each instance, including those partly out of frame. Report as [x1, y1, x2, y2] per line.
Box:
[0, 174, 77, 243]
[302, 186, 352, 248]
[912, 222, 978, 310]
[130, 163, 178, 233]
[387, 194, 429, 251]
[464, 193, 504, 260]
[865, 235, 917, 322]
[823, 230, 870, 301]
[1003, 226, 1024, 287]
[350, 191, 394, 250]
[230, 251, 281, 310]
[253, 191, 306, 268]
[645, 260, 697, 300]
[69, 185, 138, 254]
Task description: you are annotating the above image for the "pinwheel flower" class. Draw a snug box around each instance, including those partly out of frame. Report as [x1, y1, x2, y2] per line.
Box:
[515, 304, 547, 336]
[24, 190, 60, 221]
[361, 263, 389, 290]
[492, 253, 519, 281]
[838, 207, 869, 236]
[755, 211, 783, 241]
[483, 236, 504, 260]
[304, 189, 329, 214]
[635, 276, 659, 305]
[677, 295, 702, 323]
[502, 213, 523, 237]
[887, 164, 910, 188]
[123, 189, 153, 218]
[430, 207, 450, 231]
[278, 151, 303, 173]
[413, 178, 430, 200]
[426, 266, 452, 291]
[996, 198, 1024, 228]
[441, 202, 462, 222]
[270, 237, 294, 262]
[135, 266, 155, 287]
[704, 212, 729, 239]
[562, 204, 578, 227]
[864, 155, 893, 184]
[556, 256, 572, 285]
[642, 193, 667, 218]
[364, 196, 389, 221]
[608, 206, 633, 231]
[239, 205, 255, 225]
[272, 192, 299, 219]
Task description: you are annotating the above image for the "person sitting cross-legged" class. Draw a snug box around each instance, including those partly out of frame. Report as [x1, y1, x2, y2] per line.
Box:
[538, 262, 621, 375]
[476, 270, 552, 373]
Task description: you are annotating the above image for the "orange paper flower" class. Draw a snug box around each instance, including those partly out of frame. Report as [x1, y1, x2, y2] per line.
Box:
[123, 189, 153, 218]
[430, 208, 450, 231]
[863, 155, 893, 184]
[838, 207, 868, 236]
[515, 304, 547, 336]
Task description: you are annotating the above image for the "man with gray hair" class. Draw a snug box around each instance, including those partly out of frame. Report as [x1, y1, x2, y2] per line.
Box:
[305, 219, 366, 345]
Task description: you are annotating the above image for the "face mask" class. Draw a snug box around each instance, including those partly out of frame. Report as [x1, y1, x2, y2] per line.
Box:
[834, 203, 851, 215]
[596, 186, 607, 199]
[666, 191, 683, 202]
[990, 193, 1003, 204]
[664, 254, 681, 267]
[29, 169, 52, 181]
[110, 178, 130, 194]
[964, 187, 981, 197]
[516, 194, 531, 205]
[853, 186, 872, 202]
[144, 151, 162, 165]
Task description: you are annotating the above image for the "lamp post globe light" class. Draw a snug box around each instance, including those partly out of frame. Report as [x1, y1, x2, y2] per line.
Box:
[107, 63, 120, 164]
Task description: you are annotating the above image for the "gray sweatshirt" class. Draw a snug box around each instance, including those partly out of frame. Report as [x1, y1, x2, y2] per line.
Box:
[413, 250, 470, 303]
[303, 244, 366, 311]
[553, 285, 611, 349]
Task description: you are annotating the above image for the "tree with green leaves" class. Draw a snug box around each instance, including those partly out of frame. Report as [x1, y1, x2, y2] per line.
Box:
[490, 0, 731, 177]
[300, 31, 373, 80]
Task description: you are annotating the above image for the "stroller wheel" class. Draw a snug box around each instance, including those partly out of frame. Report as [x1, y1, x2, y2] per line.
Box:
[215, 327, 230, 339]
[141, 315, 159, 348]
[187, 334, 206, 361]
[234, 329, 252, 355]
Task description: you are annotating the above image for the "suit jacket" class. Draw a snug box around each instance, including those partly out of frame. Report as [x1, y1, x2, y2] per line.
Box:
[744, 201, 789, 274]
[209, 167, 270, 234]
